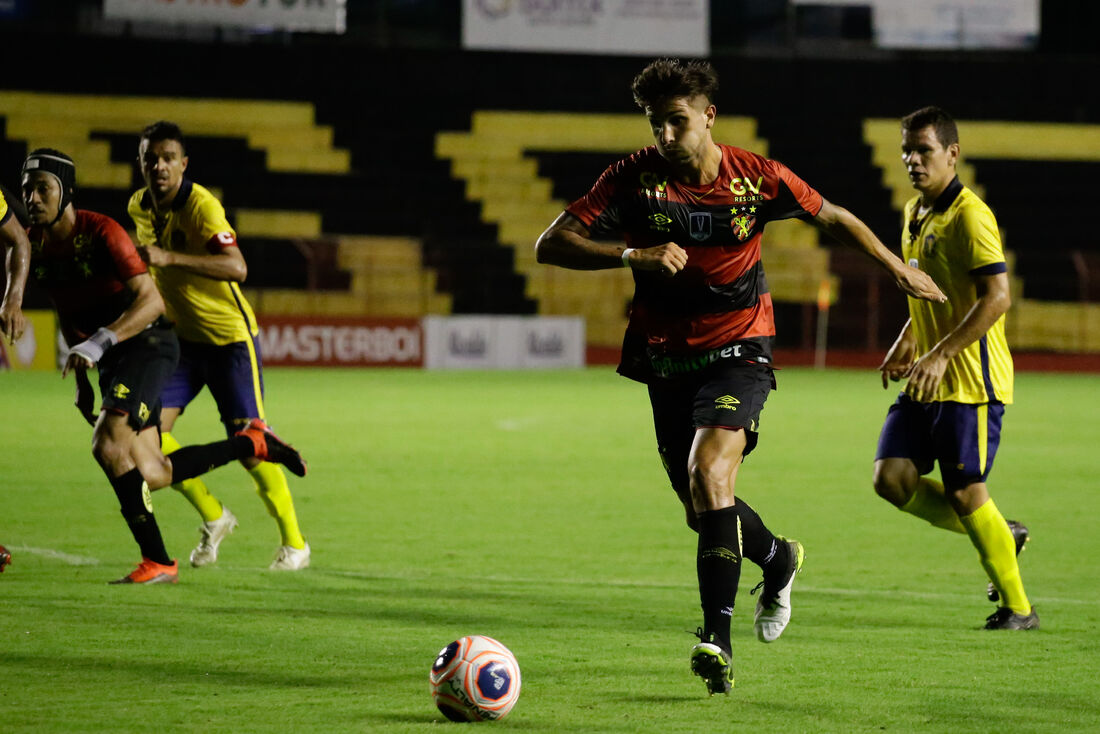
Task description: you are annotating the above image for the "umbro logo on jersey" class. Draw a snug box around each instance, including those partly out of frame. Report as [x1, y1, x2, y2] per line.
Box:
[649, 213, 673, 232]
[113, 383, 131, 399]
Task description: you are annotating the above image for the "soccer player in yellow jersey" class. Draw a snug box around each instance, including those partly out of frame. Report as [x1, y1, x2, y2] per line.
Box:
[128, 121, 311, 571]
[874, 106, 1036, 630]
[1, 185, 31, 344]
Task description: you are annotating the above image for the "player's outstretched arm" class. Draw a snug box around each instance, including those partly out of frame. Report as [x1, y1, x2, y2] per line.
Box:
[0, 215, 31, 343]
[535, 211, 687, 275]
[812, 198, 946, 303]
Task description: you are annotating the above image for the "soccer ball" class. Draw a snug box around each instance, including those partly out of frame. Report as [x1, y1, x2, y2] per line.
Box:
[430, 635, 521, 722]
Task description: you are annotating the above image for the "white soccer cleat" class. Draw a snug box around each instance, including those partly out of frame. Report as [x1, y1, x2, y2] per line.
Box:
[189, 507, 239, 567]
[270, 542, 311, 571]
[752, 538, 805, 643]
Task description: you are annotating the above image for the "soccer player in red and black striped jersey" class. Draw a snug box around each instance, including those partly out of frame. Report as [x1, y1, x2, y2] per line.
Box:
[536, 59, 946, 695]
[20, 149, 305, 585]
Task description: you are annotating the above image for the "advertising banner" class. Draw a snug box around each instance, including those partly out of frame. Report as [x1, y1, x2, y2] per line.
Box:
[257, 316, 423, 367]
[103, 0, 346, 34]
[0, 310, 57, 371]
[463, 0, 708, 56]
[423, 315, 585, 369]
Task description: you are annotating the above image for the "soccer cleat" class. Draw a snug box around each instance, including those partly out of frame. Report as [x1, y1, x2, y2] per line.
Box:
[270, 542, 311, 571]
[235, 419, 307, 477]
[988, 520, 1030, 603]
[108, 557, 179, 585]
[189, 506, 239, 567]
[690, 629, 734, 695]
[751, 537, 805, 643]
[984, 606, 1040, 630]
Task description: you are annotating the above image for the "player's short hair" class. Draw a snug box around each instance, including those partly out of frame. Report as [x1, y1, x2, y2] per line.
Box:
[140, 120, 187, 155]
[901, 106, 959, 148]
[631, 58, 719, 110]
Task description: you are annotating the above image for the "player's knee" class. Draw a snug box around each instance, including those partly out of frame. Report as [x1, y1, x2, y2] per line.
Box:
[91, 433, 126, 473]
[872, 462, 911, 507]
[688, 459, 734, 511]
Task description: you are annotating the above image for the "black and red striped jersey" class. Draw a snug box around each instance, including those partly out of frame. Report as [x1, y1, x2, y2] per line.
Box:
[27, 210, 147, 345]
[566, 143, 822, 378]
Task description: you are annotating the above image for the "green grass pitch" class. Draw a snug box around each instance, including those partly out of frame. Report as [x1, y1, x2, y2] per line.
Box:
[1, 366, 1098, 733]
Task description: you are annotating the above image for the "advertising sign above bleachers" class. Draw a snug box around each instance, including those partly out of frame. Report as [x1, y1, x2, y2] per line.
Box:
[103, 0, 346, 34]
[462, 0, 708, 56]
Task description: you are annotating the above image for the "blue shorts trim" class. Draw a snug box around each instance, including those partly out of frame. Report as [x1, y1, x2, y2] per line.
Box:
[161, 336, 266, 435]
[875, 394, 1005, 489]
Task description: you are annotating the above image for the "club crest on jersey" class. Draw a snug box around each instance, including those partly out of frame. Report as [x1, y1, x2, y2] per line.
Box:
[921, 234, 936, 258]
[689, 212, 712, 241]
[730, 206, 756, 241]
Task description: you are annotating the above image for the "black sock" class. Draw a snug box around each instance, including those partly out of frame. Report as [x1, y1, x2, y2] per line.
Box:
[168, 437, 253, 484]
[733, 498, 787, 573]
[108, 468, 171, 565]
[697, 506, 742, 652]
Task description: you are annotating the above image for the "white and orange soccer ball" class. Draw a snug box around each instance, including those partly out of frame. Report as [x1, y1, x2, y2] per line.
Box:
[430, 635, 521, 722]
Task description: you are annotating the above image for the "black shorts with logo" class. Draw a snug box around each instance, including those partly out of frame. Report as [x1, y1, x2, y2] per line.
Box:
[647, 360, 775, 496]
[96, 319, 180, 431]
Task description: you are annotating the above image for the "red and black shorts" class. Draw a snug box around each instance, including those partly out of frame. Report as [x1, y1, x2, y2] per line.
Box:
[97, 319, 179, 432]
[647, 360, 775, 496]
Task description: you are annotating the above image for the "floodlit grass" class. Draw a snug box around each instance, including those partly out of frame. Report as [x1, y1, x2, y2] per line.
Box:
[1, 366, 1098, 733]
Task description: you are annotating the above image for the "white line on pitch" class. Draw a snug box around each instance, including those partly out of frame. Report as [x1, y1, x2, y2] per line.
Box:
[10, 545, 101, 566]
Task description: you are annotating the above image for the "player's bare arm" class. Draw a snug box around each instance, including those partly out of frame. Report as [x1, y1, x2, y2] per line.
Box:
[536, 211, 687, 275]
[812, 198, 946, 303]
[906, 271, 1011, 402]
[0, 215, 31, 343]
[63, 272, 166, 377]
[879, 319, 917, 388]
[138, 239, 248, 282]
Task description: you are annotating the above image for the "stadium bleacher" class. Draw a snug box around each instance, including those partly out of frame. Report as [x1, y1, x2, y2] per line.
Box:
[2, 29, 1098, 353]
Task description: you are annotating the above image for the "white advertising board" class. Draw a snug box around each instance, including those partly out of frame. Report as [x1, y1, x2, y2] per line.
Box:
[103, 0, 346, 34]
[423, 316, 585, 370]
[463, 0, 709, 57]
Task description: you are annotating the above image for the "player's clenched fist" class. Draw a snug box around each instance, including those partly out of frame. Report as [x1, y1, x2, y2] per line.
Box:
[626, 242, 688, 276]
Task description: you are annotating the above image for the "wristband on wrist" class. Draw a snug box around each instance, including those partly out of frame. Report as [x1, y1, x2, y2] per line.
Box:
[70, 327, 119, 365]
[621, 248, 636, 267]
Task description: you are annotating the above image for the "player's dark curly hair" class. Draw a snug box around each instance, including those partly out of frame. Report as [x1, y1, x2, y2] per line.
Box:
[140, 120, 187, 155]
[631, 58, 719, 109]
[901, 106, 959, 148]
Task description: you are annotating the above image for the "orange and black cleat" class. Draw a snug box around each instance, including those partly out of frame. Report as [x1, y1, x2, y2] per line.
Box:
[236, 419, 307, 477]
[109, 557, 179, 585]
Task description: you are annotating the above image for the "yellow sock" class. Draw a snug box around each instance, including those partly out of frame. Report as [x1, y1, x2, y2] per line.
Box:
[959, 499, 1031, 614]
[248, 462, 305, 549]
[162, 431, 224, 523]
[899, 478, 966, 533]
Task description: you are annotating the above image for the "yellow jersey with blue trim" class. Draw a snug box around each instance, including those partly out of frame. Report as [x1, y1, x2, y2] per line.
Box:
[901, 177, 1013, 405]
[128, 179, 258, 346]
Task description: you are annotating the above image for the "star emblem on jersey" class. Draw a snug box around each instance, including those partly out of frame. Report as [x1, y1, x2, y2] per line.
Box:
[715, 395, 740, 411]
[730, 207, 756, 241]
